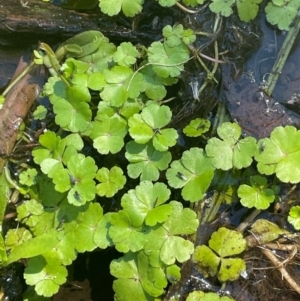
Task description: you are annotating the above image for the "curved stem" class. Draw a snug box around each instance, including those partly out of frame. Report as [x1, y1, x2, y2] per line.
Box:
[175, 1, 201, 14]
[2, 60, 35, 97]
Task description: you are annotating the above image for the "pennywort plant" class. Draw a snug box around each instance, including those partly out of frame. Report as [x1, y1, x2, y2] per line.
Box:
[96, 0, 300, 31]
[1, 25, 300, 301]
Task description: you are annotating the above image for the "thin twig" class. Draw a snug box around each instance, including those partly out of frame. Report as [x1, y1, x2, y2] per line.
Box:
[175, 2, 201, 14]
[265, 16, 300, 96]
[260, 246, 300, 294]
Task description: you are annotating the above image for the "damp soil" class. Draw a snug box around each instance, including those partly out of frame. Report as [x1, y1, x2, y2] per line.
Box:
[1, 1, 300, 301]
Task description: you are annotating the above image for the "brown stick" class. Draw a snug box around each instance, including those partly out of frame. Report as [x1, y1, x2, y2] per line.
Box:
[260, 246, 300, 294]
[0, 57, 42, 173]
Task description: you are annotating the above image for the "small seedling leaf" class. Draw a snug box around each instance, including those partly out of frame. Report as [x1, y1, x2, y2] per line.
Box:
[183, 118, 210, 137]
[206, 122, 257, 170]
[209, 0, 235, 17]
[288, 206, 300, 230]
[255, 126, 300, 183]
[113, 42, 139, 67]
[96, 166, 126, 197]
[238, 175, 276, 210]
[99, 0, 143, 17]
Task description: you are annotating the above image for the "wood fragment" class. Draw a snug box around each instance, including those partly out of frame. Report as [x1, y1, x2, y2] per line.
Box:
[260, 246, 300, 295]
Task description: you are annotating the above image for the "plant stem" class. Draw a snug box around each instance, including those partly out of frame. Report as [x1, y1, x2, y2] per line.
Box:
[265, 17, 300, 96]
[260, 246, 300, 294]
[2, 60, 35, 97]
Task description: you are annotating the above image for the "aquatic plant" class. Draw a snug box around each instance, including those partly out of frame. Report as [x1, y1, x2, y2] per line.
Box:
[2, 1, 300, 299]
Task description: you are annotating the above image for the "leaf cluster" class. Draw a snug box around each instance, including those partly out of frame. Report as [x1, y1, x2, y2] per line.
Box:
[96, 0, 300, 31]
[109, 181, 199, 300]
[6, 22, 300, 300]
[193, 228, 246, 282]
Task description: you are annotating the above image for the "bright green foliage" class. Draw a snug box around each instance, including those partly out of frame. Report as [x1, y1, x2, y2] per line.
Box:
[33, 131, 97, 206]
[88, 72, 106, 90]
[110, 251, 166, 301]
[209, 0, 235, 17]
[101, 66, 146, 106]
[74, 203, 104, 252]
[64, 133, 84, 151]
[193, 227, 246, 282]
[44, 231, 77, 265]
[265, 0, 300, 30]
[128, 103, 178, 151]
[61, 58, 90, 79]
[48, 153, 97, 206]
[209, 0, 262, 21]
[96, 166, 126, 197]
[0, 233, 7, 266]
[108, 210, 148, 253]
[182, 0, 205, 7]
[141, 65, 177, 100]
[183, 118, 210, 137]
[238, 175, 277, 210]
[0, 172, 9, 226]
[94, 212, 114, 249]
[206, 122, 257, 170]
[7, 229, 60, 265]
[162, 24, 196, 47]
[237, 0, 263, 22]
[166, 264, 181, 283]
[144, 201, 198, 265]
[147, 41, 190, 78]
[5, 228, 32, 251]
[55, 30, 105, 60]
[9, 26, 197, 298]
[44, 75, 92, 132]
[32, 131, 66, 164]
[125, 141, 172, 181]
[0, 95, 5, 109]
[69, 74, 91, 102]
[19, 168, 37, 186]
[90, 113, 128, 154]
[9, 22, 300, 300]
[78, 37, 116, 73]
[288, 206, 300, 230]
[255, 126, 300, 183]
[159, 0, 205, 8]
[24, 255, 68, 297]
[16, 199, 44, 228]
[166, 148, 215, 202]
[52, 95, 92, 133]
[157, 0, 177, 7]
[33, 105, 47, 120]
[187, 291, 235, 301]
[121, 181, 172, 227]
[108, 196, 198, 299]
[113, 42, 140, 67]
[99, 0, 143, 17]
